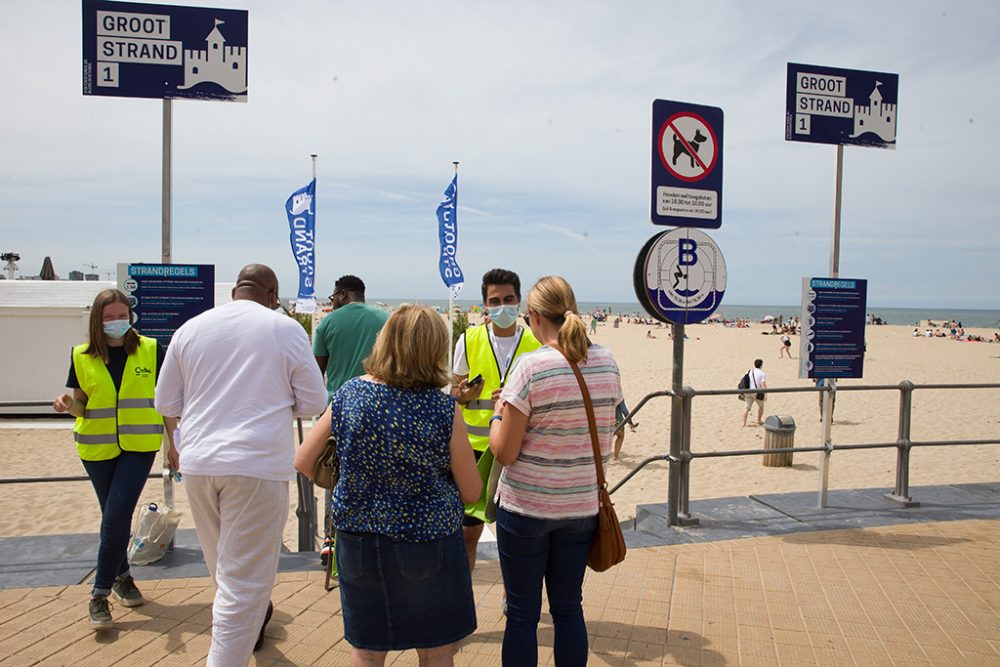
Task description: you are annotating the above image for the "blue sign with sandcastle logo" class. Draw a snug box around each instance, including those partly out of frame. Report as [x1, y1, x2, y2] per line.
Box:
[82, 0, 248, 102]
[785, 63, 898, 149]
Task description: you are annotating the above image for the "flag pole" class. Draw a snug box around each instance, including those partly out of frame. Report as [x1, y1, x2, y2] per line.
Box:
[309, 153, 317, 343]
[449, 161, 459, 381]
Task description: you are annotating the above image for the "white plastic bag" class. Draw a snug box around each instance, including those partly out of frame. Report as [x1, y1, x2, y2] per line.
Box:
[127, 502, 182, 566]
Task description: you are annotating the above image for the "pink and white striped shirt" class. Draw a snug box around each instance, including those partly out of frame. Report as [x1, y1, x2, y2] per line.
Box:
[497, 344, 623, 519]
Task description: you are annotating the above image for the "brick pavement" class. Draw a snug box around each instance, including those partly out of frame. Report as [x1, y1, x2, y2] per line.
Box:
[1, 519, 998, 666]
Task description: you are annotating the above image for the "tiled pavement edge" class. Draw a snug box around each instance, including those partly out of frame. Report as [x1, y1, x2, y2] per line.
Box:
[1, 518, 998, 666]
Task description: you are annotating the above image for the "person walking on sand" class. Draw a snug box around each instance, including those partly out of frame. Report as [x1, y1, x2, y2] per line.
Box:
[452, 268, 541, 571]
[779, 333, 793, 358]
[52, 288, 178, 630]
[741, 359, 767, 427]
[155, 264, 328, 664]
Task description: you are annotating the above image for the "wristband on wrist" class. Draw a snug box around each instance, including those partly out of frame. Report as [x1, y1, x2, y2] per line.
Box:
[489, 414, 503, 425]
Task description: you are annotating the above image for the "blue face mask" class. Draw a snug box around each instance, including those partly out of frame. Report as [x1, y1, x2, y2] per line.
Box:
[488, 305, 519, 329]
[103, 319, 131, 339]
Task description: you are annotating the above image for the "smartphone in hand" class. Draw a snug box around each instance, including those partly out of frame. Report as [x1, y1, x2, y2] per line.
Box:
[468, 374, 483, 387]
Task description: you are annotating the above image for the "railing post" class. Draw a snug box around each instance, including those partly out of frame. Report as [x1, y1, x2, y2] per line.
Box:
[884, 381, 920, 507]
[295, 418, 319, 551]
[817, 381, 834, 508]
[677, 386, 699, 526]
[667, 324, 685, 526]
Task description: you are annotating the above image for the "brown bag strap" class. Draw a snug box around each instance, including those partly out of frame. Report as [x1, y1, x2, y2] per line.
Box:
[552, 345, 607, 489]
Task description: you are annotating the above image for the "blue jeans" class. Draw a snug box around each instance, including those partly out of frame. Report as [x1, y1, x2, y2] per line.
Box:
[496, 507, 597, 666]
[82, 450, 156, 595]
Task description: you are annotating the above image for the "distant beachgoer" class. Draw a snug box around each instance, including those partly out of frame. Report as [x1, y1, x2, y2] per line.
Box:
[155, 264, 329, 661]
[590, 313, 598, 335]
[741, 359, 767, 427]
[613, 399, 638, 460]
[779, 333, 793, 358]
[52, 288, 177, 631]
[647, 330, 656, 339]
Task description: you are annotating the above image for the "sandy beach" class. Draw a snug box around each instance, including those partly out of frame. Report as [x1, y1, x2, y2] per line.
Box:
[1, 319, 998, 549]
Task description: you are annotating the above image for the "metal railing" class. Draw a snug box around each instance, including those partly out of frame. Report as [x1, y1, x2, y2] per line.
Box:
[0, 400, 320, 553]
[612, 382, 1000, 526]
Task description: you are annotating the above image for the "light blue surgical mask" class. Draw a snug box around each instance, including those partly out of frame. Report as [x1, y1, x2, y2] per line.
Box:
[488, 305, 519, 329]
[103, 319, 131, 339]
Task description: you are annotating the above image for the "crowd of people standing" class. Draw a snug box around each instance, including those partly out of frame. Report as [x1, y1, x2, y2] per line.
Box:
[56, 265, 622, 667]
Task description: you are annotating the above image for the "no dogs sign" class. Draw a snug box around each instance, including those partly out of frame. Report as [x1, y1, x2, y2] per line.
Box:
[651, 99, 724, 229]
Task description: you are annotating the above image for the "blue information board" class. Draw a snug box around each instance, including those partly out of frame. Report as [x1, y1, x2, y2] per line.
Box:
[785, 63, 898, 149]
[799, 277, 867, 379]
[650, 99, 724, 228]
[119, 263, 215, 346]
[82, 0, 248, 102]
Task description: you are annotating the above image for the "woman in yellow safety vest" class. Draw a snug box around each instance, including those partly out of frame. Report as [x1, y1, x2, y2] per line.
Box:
[52, 289, 178, 631]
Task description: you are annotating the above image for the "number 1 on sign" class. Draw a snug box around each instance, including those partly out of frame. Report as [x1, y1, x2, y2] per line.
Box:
[97, 62, 119, 88]
[796, 113, 811, 135]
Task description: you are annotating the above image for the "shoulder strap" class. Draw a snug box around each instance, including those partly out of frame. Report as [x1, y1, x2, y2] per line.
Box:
[552, 345, 607, 489]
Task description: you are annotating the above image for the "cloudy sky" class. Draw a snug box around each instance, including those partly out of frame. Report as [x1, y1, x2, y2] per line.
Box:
[1, 1, 998, 309]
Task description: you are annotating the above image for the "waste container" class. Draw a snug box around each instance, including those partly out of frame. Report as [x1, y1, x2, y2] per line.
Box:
[762, 415, 796, 467]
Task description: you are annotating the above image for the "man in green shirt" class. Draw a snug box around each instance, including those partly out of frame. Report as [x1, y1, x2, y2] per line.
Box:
[313, 275, 389, 401]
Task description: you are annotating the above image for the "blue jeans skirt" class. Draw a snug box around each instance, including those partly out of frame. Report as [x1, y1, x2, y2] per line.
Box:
[336, 528, 477, 651]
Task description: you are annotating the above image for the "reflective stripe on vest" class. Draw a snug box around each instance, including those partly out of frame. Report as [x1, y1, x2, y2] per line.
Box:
[72, 336, 164, 461]
[460, 324, 541, 451]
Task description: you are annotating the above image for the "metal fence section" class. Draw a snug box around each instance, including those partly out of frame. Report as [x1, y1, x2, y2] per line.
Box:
[0, 400, 320, 553]
[614, 382, 1000, 527]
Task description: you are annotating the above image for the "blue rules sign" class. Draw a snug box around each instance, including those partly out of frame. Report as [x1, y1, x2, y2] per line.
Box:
[650, 99, 724, 228]
[82, 0, 248, 102]
[118, 263, 215, 346]
[799, 277, 867, 379]
[785, 63, 899, 149]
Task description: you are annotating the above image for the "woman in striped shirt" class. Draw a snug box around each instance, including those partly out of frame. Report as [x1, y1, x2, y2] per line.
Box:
[489, 275, 623, 666]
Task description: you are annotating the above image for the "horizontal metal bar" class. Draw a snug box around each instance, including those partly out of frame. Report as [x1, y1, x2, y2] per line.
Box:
[911, 439, 1000, 447]
[0, 401, 55, 408]
[0, 473, 163, 485]
[825, 442, 900, 451]
[912, 383, 1000, 390]
[689, 446, 828, 458]
[613, 390, 673, 435]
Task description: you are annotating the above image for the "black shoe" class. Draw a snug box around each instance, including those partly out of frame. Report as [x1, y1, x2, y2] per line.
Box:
[253, 601, 273, 652]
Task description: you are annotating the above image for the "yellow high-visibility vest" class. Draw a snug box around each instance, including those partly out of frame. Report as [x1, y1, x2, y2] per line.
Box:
[72, 336, 164, 461]
[461, 324, 541, 452]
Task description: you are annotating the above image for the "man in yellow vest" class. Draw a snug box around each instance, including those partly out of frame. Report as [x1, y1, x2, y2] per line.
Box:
[453, 268, 540, 570]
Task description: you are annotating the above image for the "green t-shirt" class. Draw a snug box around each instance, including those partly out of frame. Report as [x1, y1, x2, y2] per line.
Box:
[313, 302, 390, 399]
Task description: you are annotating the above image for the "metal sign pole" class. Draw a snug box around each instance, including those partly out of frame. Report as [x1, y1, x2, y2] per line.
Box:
[817, 144, 843, 508]
[161, 99, 172, 265]
[667, 323, 684, 526]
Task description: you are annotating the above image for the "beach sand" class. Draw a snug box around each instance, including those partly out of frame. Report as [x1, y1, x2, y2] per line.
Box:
[1, 321, 998, 550]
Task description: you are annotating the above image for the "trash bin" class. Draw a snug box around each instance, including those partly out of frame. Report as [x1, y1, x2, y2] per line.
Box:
[762, 415, 796, 467]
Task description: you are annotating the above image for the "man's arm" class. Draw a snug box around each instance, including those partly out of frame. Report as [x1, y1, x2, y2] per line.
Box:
[154, 342, 185, 419]
[315, 355, 328, 376]
[288, 325, 330, 416]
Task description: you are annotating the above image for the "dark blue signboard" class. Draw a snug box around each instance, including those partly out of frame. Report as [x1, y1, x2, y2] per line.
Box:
[82, 0, 248, 102]
[119, 263, 215, 346]
[799, 277, 867, 379]
[650, 99, 724, 228]
[785, 63, 898, 149]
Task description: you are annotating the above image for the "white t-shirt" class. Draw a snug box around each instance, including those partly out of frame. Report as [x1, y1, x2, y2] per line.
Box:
[453, 325, 524, 379]
[748, 367, 767, 390]
[155, 300, 329, 481]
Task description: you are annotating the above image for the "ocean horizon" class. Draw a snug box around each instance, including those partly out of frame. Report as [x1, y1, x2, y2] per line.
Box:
[365, 299, 1000, 329]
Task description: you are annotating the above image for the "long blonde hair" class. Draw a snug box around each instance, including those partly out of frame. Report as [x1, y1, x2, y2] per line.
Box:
[86, 289, 139, 362]
[364, 304, 451, 389]
[527, 276, 590, 363]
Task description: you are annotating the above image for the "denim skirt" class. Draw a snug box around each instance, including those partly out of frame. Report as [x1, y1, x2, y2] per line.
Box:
[336, 528, 477, 651]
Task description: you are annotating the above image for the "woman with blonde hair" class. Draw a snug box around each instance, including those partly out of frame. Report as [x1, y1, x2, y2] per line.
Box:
[52, 288, 178, 630]
[489, 276, 623, 666]
[296, 304, 481, 666]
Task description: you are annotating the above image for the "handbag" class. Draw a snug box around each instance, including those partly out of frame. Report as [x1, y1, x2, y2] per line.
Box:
[556, 348, 626, 572]
[484, 458, 503, 522]
[127, 502, 182, 566]
[312, 435, 339, 490]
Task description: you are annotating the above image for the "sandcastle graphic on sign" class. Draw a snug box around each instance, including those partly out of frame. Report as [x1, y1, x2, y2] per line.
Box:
[851, 82, 895, 143]
[289, 192, 313, 216]
[178, 19, 247, 94]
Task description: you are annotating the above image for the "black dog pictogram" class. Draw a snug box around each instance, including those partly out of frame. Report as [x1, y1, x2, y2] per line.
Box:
[672, 129, 708, 169]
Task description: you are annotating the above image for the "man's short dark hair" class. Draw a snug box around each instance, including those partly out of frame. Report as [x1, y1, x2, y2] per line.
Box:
[481, 268, 520, 303]
[754, 358, 763, 368]
[334, 275, 365, 294]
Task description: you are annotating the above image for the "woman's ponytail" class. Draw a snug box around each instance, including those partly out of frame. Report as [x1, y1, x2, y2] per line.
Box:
[557, 311, 590, 364]
[527, 276, 590, 364]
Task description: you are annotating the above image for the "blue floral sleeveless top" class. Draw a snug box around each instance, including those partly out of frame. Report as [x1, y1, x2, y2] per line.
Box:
[329, 377, 462, 541]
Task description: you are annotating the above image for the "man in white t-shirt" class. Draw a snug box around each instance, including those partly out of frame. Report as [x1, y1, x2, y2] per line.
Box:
[741, 358, 768, 427]
[155, 264, 328, 664]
